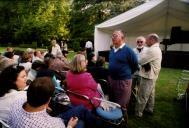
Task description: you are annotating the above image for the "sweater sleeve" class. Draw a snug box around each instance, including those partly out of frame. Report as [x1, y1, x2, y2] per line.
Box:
[128, 48, 139, 74]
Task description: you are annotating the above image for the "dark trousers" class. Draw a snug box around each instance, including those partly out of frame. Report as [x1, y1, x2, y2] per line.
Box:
[58, 105, 96, 128]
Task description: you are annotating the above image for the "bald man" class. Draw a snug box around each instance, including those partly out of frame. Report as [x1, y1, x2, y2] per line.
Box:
[135, 33, 162, 118]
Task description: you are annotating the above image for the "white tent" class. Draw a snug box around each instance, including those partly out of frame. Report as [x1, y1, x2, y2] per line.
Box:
[94, 0, 189, 55]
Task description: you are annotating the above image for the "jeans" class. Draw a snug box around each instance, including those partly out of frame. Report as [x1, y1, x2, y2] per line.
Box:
[58, 105, 96, 128]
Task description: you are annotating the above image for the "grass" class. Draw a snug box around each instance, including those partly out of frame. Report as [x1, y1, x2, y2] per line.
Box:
[128, 68, 188, 128]
[0, 47, 46, 53]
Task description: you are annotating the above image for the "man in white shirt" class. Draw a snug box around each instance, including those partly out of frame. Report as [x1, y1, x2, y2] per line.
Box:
[85, 40, 93, 59]
[51, 39, 62, 57]
[135, 33, 162, 118]
[132, 36, 148, 98]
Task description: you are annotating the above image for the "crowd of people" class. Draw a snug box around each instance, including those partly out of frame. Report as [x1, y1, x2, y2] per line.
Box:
[0, 30, 162, 127]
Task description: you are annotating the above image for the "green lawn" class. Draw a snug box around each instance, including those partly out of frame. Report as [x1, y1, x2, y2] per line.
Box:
[0, 47, 46, 54]
[0, 47, 27, 53]
[128, 68, 188, 128]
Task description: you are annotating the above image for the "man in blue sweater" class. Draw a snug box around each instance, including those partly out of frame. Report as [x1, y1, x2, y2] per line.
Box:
[108, 30, 138, 111]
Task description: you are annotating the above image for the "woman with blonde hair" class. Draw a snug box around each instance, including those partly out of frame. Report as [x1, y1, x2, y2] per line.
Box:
[66, 54, 124, 123]
[66, 54, 101, 110]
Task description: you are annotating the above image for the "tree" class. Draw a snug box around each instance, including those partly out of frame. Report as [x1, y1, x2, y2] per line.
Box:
[0, 0, 71, 47]
[69, 0, 145, 48]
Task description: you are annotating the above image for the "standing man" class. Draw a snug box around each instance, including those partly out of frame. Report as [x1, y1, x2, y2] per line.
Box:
[51, 37, 62, 57]
[132, 36, 148, 97]
[85, 40, 93, 60]
[108, 30, 138, 111]
[135, 33, 162, 118]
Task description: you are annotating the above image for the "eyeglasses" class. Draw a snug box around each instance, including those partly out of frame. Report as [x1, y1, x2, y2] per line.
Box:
[112, 34, 119, 39]
[137, 41, 143, 44]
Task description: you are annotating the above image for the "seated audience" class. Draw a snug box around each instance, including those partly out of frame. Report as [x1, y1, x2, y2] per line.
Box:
[8, 77, 78, 128]
[0, 65, 27, 122]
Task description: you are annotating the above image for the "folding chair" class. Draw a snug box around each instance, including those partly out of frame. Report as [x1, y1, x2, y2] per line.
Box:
[95, 79, 110, 99]
[176, 70, 189, 111]
[66, 89, 127, 128]
[0, 119, 9, 128]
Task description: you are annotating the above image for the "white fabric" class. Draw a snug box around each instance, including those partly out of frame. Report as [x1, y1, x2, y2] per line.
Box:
[8, 99, 65, 128]
[32, 56, 43, 63]
[94, 0, 189, 55]
[85, 41, 93, 49]
[13, 55, 20, 64]
[27, 69, 37, 82]
[19, 62, 32, 72]
[51, 44, 62, 57]
[0, 90, 26, 122]
[133, 46, 148, 61]
[113, 43, 125, 53]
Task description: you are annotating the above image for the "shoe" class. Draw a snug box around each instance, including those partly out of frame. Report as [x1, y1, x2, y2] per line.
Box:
[135, 113, 143, 118]
[144, 110, 153, 116]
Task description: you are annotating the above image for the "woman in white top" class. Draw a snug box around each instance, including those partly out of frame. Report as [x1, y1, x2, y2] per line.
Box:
[0, 65, 27, 122]
[19, 52, 32, 72]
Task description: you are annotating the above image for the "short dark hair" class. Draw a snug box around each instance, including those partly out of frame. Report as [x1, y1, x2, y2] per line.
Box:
[4, 52, 14, 59]
[96, 56, 105, 67]
[31, 60, 46, 71]
[0, 65, 25, 97]
[27, 77, 55, 107]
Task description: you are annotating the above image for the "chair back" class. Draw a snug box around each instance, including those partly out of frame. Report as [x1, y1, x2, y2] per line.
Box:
[0, 119, 9, 128]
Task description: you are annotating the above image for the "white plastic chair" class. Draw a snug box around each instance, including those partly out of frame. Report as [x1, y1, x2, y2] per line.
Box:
[176, 70, 189, 111]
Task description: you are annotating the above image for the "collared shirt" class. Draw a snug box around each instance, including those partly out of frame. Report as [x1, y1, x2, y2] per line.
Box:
[113, 43, 125, 53]
[0, 90, 26, 122]
[85, 41, 93, 49]
[8, 99, 66, 128]
[133, 46, 148, 61]
[51, 44, 62, 57]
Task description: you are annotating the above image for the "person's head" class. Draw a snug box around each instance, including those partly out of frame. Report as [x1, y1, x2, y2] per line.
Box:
[26, 48, 34, 56]
[146, 33, 159, 47]
[21, 52, 32, 63]
[51, 39, 57, 46]
[69, 54, 87, 73]
[88, 52, 96, 62]
[44, 53, 55, 68]
[136, 36, 146, 49]
[27, 77, 55, 107]
[32, 60, 46, 71]
[0, 65, 27, 97]
[34, 50, 42, 58]
[4, 52, 14, 59]
[96, 56, 106, 67]
[0, 56, 15, 71]
[112, 30, 125, 48]
[6, 47, 13, 52]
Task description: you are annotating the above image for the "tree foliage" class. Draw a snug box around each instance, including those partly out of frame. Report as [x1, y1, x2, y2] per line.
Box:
[69, 0, 145, 47]
[0, 0, 145, 48]
[0, 0, 70, 46]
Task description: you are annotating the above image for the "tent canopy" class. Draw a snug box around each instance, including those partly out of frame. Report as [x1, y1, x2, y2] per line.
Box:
[94, 0, 189, 55]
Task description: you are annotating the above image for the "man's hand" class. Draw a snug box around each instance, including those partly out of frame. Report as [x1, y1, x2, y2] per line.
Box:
[67, 117, 78, 128]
